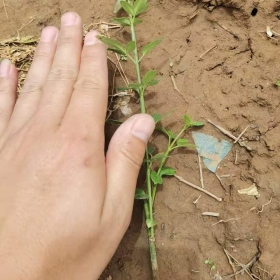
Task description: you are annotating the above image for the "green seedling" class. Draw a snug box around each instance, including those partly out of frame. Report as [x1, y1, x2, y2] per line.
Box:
[276, 80, 280, 87]
[100, 1, 203, 278]
[204, 258, 217, 271]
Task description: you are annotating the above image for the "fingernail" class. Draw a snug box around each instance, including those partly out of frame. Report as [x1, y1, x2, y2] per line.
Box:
[40, 27, 58, 42]
[131, 116, 155, 143]
[84, 31, 100, 45]
[0, 59, 11, 77]
[61, 12, 78, 26]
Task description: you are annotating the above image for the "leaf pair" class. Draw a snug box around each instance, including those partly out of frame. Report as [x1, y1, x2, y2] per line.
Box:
[121, 0, 148, 17]
[151, 167, 176, 185]
[183, 115, 204, 127]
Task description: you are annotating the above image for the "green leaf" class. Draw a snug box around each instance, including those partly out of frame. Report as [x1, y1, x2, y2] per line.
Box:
[97, 36, 126, 55]
[183, 115, 193, 126]
[126, 41, 136, 53]
[176, 138, 189, 147]
[141, 39, 162, 57]
[134, 0, 147, 12]
[135, 188, 149, 200]
[211, 265, 216, 270]
[146, 219, 156, 228]
[143, 70, 157, 86]
[114, 0, 122, 13]
[113, 17, 131, 26]
[135, 4, 149, 15]
[152, 113, 162, 124]
[147, 79, 159, 86]
[120, 1, 135, 15]
[128, 83, 142, 92]
[191, 121, 204, 127]
[150, 152, 165, 162]
[134, 18, 143, 25]
[151, 171, 163, 185]
[276, 80, 280, 87]
[160, 167, 176, 176]
[134, 0, 148, 15]
[147, 146, 155, 155]
[167, 129, 176, 139]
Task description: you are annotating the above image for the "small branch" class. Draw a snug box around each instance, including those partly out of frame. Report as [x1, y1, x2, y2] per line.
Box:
[207, 119, 252, 151]
[224, 249, 238, 280]
[234, 125, 250, 143]
[224, 252, 260, 279]
[257, 197, 273, 214]
[202, 212, 220, 217]
[216, 21, 239, 39]
[170, 75, 180, 93]
[174, 174, 222, 202]
[3, 0, 8, 18]
[199, 45, 217, 61]
[198, 155, 205, 189]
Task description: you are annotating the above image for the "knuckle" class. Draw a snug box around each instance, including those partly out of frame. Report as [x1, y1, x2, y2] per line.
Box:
[0, 78, 10, 95]
[48, 65, 77, 82]
[34, 46, 53, 61]
[58, 34, 76, 47]
[74, 76, 103, 92]
[20, 81, 42, 95]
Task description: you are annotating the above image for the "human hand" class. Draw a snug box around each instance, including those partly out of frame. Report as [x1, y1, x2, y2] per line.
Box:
[0, 12, 154, 280]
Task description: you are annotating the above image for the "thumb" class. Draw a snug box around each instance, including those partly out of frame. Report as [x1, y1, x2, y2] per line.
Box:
[102, 114, 155, 232]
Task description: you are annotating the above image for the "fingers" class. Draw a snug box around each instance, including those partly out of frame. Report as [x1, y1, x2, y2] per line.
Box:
[62, 31, 108, 133]
[102, 114, 155, 234]
[0, 60, 18, 135]
[38, 12, 83, 125]
[7, 27, 58, 133]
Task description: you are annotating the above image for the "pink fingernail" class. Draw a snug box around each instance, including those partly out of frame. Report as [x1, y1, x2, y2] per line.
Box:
[0, 59, 11, 77]
[61, 12, 78, 26]
[40, 27, 58, 42]
[84, 31, 100, 46]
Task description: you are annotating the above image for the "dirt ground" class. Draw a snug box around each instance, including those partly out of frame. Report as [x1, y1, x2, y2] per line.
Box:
[1, 0, 280, 279]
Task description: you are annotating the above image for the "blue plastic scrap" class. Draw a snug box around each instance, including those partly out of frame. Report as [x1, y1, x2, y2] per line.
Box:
[192, 132, 232, 173]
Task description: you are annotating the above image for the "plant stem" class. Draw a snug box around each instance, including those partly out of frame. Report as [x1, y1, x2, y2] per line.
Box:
[129, 14, 159, 279]
[152, 126, 188, 203]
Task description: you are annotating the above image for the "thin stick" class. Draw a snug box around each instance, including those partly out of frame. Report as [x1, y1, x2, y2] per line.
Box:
[207, 119, 252, 151]
[216, 173, 226, 190]
[199, 45, 217, 61]
[235, 149, 238, 165]
[174, 174, 222, 202]
[171, 75, 180, 93]
[212, 207, 256, 226]
[234, 125, 250, 143]
[17, 18, 35, 32]
[224, 253, 260, 279]
[198, 155, 205, 188]
[3, 0, 8, 18]
[257, 197, 273, 214]
[202, 212, 220, 217]
[216, 22, 239, 39]
[224, 249, 238, 280]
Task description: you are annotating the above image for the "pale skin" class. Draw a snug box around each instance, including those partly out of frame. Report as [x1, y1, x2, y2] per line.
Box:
[0, 12, 155, 280]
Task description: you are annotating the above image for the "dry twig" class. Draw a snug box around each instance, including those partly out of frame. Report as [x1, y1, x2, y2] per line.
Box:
[223, 252, 260, 279]
[234, 125, 250, 144]
[3, 0, 8, 18]
[198, 155, 205, 189]
[224, 249, 238, 280]
[199, 45, 217, 61]
[174, 174, 222, 202]
[207, 119, 252, 151]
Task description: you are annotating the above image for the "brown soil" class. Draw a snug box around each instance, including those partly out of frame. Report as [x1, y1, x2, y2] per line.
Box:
[1, 0, 280, 279]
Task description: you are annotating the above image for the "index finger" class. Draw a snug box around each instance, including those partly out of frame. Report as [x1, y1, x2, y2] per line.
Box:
[62, 31, 108, 134]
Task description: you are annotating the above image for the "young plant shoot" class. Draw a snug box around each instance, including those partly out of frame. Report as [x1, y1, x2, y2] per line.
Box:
[98, 1, 203, 278]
